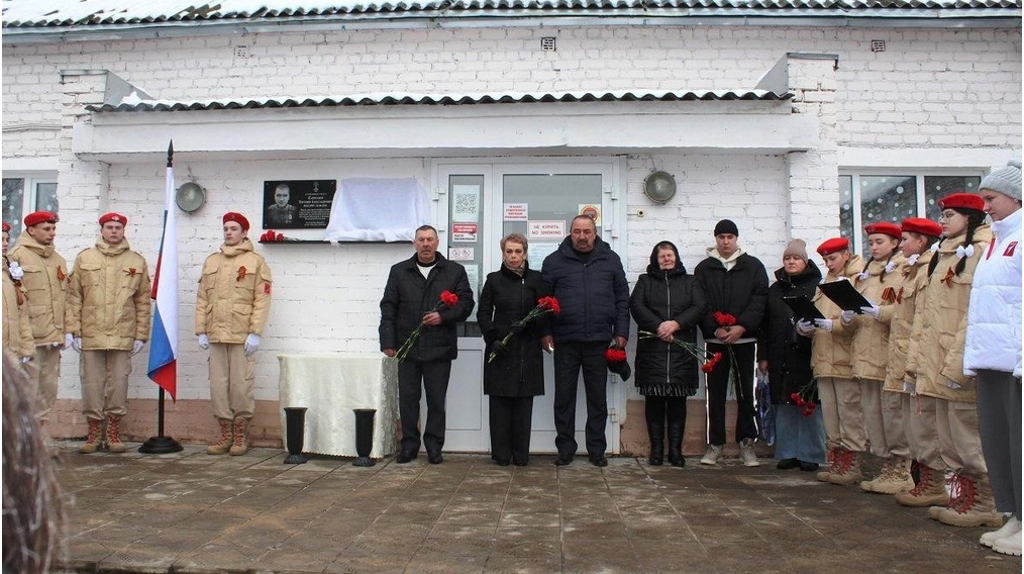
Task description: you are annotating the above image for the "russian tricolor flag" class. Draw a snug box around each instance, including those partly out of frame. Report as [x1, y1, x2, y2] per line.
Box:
[147, 143, 178, 400]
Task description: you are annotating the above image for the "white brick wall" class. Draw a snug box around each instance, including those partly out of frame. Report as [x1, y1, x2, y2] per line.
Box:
[1, 20, 1020, 418]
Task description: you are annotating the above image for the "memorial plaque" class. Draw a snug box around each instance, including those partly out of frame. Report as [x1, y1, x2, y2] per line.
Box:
[262, 180, 337, 229]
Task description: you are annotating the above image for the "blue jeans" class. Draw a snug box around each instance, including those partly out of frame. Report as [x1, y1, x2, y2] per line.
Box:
[774, 404, 827, 464]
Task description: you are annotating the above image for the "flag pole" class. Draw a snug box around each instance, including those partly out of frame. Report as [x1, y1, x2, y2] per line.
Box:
[140, 140, 183, 454]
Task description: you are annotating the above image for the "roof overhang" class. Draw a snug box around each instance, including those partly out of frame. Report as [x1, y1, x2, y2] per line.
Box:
[72, 95, 820, 162]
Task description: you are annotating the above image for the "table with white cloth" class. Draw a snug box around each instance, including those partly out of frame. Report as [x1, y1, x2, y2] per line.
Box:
[278, 353, 399, 458]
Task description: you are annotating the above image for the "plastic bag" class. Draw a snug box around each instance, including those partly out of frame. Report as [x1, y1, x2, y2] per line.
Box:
[756, 369, 775, 446]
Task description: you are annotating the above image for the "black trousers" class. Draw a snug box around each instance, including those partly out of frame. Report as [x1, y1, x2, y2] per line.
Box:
[489, 396, 535, 464]
[397, 359, 451, 453]
[553, 341, 608, 460]
[705, 341, 758, 446]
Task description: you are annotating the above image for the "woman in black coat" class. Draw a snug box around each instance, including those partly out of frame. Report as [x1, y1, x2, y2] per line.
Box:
[477, 233, 549, 466]
[629, 241, 706, 466]
[756, 239, 826, 471]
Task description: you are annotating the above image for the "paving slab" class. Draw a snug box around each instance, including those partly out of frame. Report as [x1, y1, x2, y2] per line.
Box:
[49, 444, 1022, 573]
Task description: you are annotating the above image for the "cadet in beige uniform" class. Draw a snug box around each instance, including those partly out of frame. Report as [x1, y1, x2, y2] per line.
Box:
[196, 212, 272, 456]
[2, 221, 35, 363]
[66, 213, 152, 454]
[840, 222, 904, 492]
[797, 237, 865, 484]
[864, 218, 942, 495]
[900, 193, 999, 528]
[7, 211, 69, 424]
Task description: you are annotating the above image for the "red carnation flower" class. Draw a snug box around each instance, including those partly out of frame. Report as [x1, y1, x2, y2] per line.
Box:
[605, 348, 628, 363]
[440, 290, 459, 307]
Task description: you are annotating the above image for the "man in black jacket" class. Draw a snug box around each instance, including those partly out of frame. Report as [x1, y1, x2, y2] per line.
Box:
[694, 219, 769, 467]
[541, 215, 630, 467]
[380, 225, 474, 464]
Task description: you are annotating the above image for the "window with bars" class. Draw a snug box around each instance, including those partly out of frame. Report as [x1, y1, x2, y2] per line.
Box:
[838, 173, 981, 256]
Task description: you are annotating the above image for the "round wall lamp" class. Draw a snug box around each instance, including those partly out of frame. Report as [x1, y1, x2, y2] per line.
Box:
[643, 171, 677, 204]
[176, 181, 207, 213]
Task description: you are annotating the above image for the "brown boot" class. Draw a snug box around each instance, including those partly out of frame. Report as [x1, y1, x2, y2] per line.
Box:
[79, 418, 103, 454]
[937, 475, 1003, 528]
[829, 450, 863, 485]
[896, 463, 950, 507]
[229, 417, 249, 456]
[929, 471, 961, 519]
[862, 456, 915, 494]
[105, 415, 127, 453]
[207, 419, 233, 455]
[816, 447, 841, 482]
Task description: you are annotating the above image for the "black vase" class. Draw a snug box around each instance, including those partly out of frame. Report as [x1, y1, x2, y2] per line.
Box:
[283, 407, 307, 465]
[353, 408, 376, 467]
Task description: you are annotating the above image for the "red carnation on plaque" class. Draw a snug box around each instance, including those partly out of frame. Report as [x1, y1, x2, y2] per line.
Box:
[394, 289, 460, 363]
[487, 296, 560, 363]
[258, 229, 299, 242]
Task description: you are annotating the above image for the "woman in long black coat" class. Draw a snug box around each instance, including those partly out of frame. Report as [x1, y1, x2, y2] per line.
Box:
[629, 241, 706, 467]
[477, 233, 549, 466]
[756, 239, 826, 471]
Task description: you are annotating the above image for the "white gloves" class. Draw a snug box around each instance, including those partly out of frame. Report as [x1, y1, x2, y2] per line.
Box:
[796, 319, 815, 336]
[860, 304, 881, 320]
[840, 310, 856, 325]
[21, 356, 32, 364]
[64, 333, 75, 350]
[244, 333, 261, 356]
[132, 340, 145, 355]
[198, 334, 210, 350]
[813, 318, 833, 333]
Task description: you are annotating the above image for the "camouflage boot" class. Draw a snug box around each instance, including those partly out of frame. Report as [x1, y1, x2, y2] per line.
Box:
[229, 417, 250, 456]
[105, 415, 127, 453]
[79, 418, 103, 454]
[207, 419, 233, 455]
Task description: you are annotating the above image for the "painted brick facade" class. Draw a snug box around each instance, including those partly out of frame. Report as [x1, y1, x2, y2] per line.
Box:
[2, 20, 1020, 450]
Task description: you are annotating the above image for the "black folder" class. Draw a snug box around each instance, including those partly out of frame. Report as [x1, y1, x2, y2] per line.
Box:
[783, 295, 826, 322]
[817, 279, 872, 313]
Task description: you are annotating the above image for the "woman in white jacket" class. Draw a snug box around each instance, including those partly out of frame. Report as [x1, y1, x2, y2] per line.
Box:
[965, 160, 1023, 557]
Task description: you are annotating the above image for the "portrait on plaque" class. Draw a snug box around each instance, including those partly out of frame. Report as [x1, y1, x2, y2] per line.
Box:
[262, 179, 337, 229]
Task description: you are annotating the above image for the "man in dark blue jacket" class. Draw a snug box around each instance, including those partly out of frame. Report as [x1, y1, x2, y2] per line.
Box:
[541, 215, 630, 467]
[380, 225, 474, 464]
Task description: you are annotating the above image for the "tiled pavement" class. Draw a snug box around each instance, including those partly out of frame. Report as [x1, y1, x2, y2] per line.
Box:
[53, 444, 1021, 574]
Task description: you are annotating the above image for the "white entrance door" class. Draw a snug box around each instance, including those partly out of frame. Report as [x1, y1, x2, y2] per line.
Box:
[433, 160, 627, 454]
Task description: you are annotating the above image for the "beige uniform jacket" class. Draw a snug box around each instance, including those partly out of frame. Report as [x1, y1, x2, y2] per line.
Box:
[848, 254, 904, 382]
[195, 239, 272, 344]
[882, 251, 934, 393]
[66, 239, 153, 351]
[7, 234, 68, 346]
[810, 255, 865, 379]
[906, 226, 992, 402]
[2, 257, 35, 358]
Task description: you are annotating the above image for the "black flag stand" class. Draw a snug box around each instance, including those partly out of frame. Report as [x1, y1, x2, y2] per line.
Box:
[139, 140, 183, 455]
[139, 388, 183, 453]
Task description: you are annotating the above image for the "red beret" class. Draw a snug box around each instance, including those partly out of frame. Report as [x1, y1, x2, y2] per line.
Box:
[817, 237, 850, 256]
[902, 217, 942, 238]
[1, 222, 10, 233]
[24, 211, 58, 227]
[939, 193, 985, 212]
[222, 212, 250, 231]
[99, 212, 128, 226]
[864, 222, 902, 239]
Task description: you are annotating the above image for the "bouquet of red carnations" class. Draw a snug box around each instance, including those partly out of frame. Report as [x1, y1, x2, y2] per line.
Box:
[394, 290, 460, 363]
[487, 296, 560, 363]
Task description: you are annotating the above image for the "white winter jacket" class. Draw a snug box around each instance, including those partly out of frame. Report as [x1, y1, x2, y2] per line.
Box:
[964, 208, 1022, 377]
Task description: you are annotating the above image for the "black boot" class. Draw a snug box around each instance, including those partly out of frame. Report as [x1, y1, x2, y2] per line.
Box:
[646, 409, 665, 466]
[667, 420, 685, 467]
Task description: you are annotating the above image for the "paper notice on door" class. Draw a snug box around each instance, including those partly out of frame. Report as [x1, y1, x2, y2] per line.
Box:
[452, 185, 480, 222]
[528, 220, 565, 240]
[578, 204, 601, 227]
[449, 246, 474, 261]
[504, 203, 528, 221]
[452, 222, 478, 242]
[528, 242, 560, 269]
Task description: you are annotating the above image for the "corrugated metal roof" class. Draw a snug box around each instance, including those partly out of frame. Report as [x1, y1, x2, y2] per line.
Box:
[84, 89, 793, 112]
[3, 0, 1020, 27]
